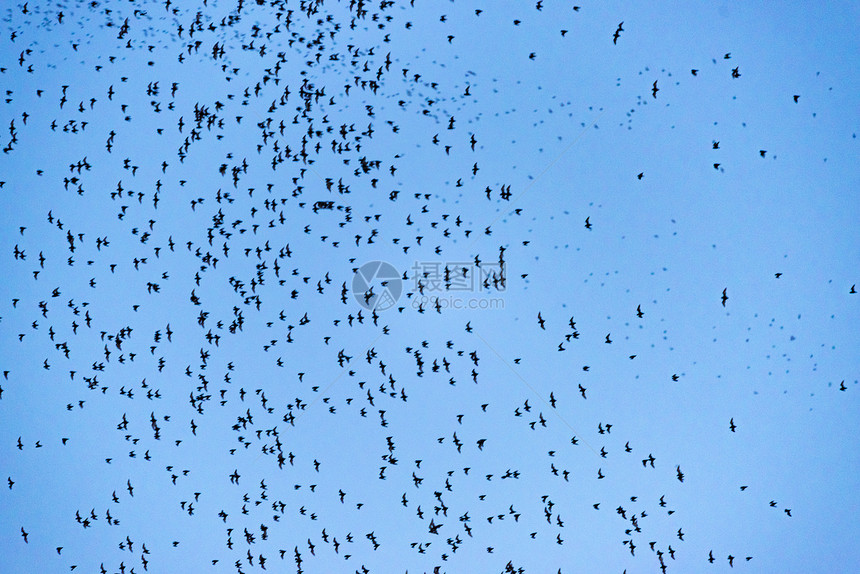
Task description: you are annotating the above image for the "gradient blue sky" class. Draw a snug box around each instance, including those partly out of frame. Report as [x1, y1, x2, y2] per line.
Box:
[1, 1, 858, 573]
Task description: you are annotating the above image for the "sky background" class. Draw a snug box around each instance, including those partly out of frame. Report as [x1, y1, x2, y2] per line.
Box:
[1, 1, 858, 573]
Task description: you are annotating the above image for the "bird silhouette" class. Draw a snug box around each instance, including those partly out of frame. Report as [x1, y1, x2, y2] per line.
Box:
[613, 22, 624, 44]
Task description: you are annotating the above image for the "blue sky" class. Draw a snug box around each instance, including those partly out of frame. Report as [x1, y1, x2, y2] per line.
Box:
[1, 1, 858, 573]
